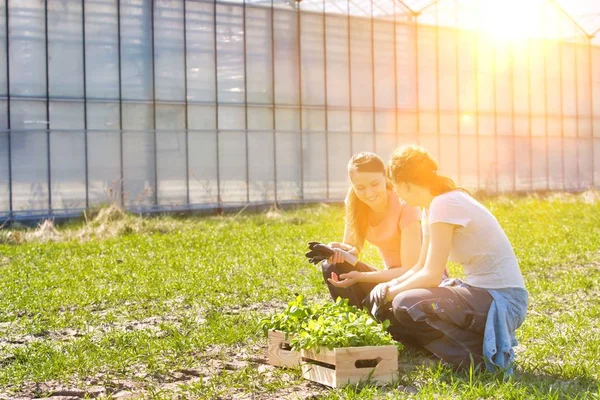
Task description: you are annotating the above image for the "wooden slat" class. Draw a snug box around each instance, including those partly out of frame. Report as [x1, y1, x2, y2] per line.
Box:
[334, 345, 398, 386]
[300, 347, 337, 366]
[300, 345, 399, 388]
[267, 330, 301, 368]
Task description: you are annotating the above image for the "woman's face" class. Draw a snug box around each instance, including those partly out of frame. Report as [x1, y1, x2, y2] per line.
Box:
[392, 180, 418, 206]
[349, 170, 388, 209]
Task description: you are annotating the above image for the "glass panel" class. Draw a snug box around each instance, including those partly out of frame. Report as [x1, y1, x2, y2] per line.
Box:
[87, 102, 121, 206]
[247, 107, 272, 131]
[0, 0, 6, 97]
[417, 26, 436, 112]
[327, 131, 350, 198]
[10, 100, 48, 211]
[121, 0, 153, 101]
[274, 9, 299, 105]
[302, 108, 325, 132]
[49, 101, 86, 210]
[219, 105, 245, 130]
[458, 135, 478, 190]
[593, 48, 600, 117]
[189, 130, 218, 205]
[563, 138, 578, 190]
[458, 31, 475, 113]
[349, 18, 372, 109]
[531, 137, 548, 190]
[439, 135, 459, 184]
[373, 20, 394, 109]
[248, 131, 275, 202]
[303, 131, 327, 200]
[246, 7, 273, 104]
[513, 41, 529, 117]
[122, 103, 155, 206]
[396, 23, 416, 110]
[188, 105, 216, 130]
[9, 0, 46, 97]
[156, 104, 186, 205]
[48, 1, 83, 98]
[85, 0, 119, 100]
[186, 0, 216, 102]
[547, 138, 563, 190]
[219, 130, 247, 203]
[301, 13, 325, 107]
[155, 0, 185, 102]
[515, 137, 532, 191]
[561, 43, 577, 117]
[438, 28, 457, 114]
[216, 3, 244, 103]
[275, 130, 301, 201]
[325, 15, 349, 107]
[478, 136, 496, 192]
[578, 138, 593, 189]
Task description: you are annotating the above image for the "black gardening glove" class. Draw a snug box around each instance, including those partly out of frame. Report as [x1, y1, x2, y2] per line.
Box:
[305, 241, 335, 265]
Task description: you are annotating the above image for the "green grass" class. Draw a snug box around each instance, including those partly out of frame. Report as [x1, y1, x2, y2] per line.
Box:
[0, 196, 599, 399]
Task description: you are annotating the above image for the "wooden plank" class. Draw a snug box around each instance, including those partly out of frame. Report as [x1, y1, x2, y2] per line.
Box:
[334, 345, 398, 386]
[267, 330, 301, 368]
[301, 362, 337, 387]
[300, 345, 399, 388]
[300, 347, 337, 366]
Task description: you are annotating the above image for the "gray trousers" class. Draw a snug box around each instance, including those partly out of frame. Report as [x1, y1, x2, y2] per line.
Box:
[376, 281, 493, 369]
[321, 261, 378, 308]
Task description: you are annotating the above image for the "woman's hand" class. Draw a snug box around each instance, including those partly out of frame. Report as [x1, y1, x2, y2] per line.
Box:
[371, 282, 392, 305]
[371, 278, 399, 305]
[327, 270, 363, 288]
[327, 248, 345, 265]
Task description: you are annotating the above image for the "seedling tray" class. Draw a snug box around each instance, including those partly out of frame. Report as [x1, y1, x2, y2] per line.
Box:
[300, 345, 398, 388]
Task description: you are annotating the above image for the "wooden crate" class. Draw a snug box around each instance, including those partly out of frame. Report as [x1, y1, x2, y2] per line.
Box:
[300, 345, 398, 388]
[267, 330, 301, 368]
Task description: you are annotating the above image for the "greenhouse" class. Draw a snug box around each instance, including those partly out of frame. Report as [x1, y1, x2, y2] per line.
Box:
[1, 0, 599, 220]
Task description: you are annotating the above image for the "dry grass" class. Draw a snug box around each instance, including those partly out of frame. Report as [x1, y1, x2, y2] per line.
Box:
[0, 205, 179, 245]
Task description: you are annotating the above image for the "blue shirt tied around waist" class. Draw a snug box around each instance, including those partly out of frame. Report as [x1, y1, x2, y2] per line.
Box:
[441, 279, 528, 374]
[484, 287, 529, 374]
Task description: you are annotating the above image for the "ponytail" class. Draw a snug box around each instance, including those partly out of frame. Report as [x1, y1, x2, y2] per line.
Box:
[388, 145, 467, 195]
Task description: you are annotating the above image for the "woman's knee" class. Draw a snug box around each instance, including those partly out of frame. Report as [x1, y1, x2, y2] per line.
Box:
[391, 289, 436, 322]
[321, 262, 336, 280]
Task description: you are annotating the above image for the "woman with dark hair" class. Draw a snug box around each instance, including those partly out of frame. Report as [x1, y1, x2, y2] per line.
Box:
[331, 145, 528, 372]
[317, 152, 422, 308]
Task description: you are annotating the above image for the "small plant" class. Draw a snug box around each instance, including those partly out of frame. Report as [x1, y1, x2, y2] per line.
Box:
[260, 296, 402, 352]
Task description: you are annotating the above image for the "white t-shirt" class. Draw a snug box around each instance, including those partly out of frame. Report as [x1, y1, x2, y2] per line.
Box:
[422, 190, 525, 289]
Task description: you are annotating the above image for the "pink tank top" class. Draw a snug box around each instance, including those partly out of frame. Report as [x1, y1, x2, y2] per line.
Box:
[365, 191, 421, 268]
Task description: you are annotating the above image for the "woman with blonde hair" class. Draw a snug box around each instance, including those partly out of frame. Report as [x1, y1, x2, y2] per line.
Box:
[331, 145, 528, 371]
[311, 152, 422, 308]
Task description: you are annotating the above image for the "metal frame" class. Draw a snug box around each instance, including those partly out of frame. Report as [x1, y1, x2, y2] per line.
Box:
[213, 0, 221, 207]
[510, 41, 516, 192]
[370, 0, 376, 152]
[454, 0, 461, 186]
[323, 0, 330, 198]
[183, 0, 190, 205]
[243, 0, 250, 203]
[1, 0, 600, 221]
[82, 0, 89, 209]
[347, 0, 354, 154]
[45, 0, 51, 211]
[527, 35, 533, 191]
[5, 0, 12, 217]
[297, 0, 304, 200]
[590, 38, 596, 188]
[117, 0, 125, 206]
[271, 0, 278, 203]
[151, 0, 158, 206]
